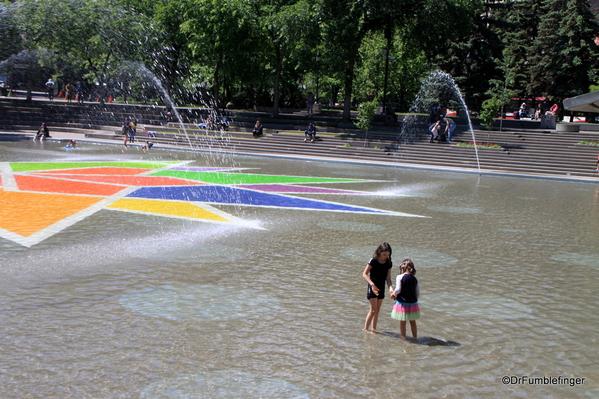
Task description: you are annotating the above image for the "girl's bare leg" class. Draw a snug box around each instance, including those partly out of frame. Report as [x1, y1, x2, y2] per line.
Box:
[372, 299, 384, 331]
[409, 320, 417, 338]
[364, 298, 383, 331]
[399, 321, 407, 339]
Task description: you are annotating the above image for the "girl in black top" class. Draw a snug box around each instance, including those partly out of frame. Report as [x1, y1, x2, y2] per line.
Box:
[362, 242, 394, 332]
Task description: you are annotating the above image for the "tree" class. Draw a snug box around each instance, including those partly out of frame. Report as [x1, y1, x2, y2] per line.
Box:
[0, 3, 24, 62]
[321, 0, 479, 122]
[0, 50, 43, 101]
[527, 0, 599, 103]
[181, 0, 267, 108]
[354, 31, 430, 112]
[495, 0, 544, 101]
[436, 2, 503, 112]
[16, 0, 157, 102]
[480, 96, 502, 142]
[356, 96, 378, 147]
[249, 0, 320, 116]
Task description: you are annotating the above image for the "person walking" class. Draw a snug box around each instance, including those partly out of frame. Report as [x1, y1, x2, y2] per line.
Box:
[45, 79, 55, 101]
[306, 92, 316, 116]
[128, 119, 137, 143]
[122, 120, 130, 147]
[76, 83, 84, 104]
[362, 242, 394, 333]
[65, 83, 76, 103]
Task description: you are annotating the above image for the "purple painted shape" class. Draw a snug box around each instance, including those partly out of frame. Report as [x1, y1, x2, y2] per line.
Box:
[235, 184, 364, 194]
[170, 167, 238, 172]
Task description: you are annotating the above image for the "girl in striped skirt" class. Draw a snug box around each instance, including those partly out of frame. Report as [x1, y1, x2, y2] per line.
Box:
[390, 259, 420, 339]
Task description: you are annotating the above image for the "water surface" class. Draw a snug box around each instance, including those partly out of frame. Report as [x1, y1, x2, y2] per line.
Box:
[1, 141, 598, 398]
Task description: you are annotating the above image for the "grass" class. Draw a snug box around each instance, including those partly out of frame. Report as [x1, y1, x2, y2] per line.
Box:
[578, 141, 599, 147]
[455, 142, 503, 149]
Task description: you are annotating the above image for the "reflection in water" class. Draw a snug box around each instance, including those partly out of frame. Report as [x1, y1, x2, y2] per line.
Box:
[427, 205, 484, 214]
[317, 221, 385, 232]
[585, 388, 599, 398]
[422, 293, 533, 319]
[340, 245, 457, 268]
[140, 371, 310, 399]
[551, 252, 599, 268]
[119, 284, 279, 321]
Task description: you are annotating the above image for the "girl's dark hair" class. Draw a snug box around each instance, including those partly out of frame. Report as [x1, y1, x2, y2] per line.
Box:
[373, 242, 392, 263]
[400, 259, 416, 275]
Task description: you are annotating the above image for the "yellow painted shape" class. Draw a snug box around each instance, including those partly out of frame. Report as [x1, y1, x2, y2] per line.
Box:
[0, 188, 103, 236]
[108, 198, 231, 222]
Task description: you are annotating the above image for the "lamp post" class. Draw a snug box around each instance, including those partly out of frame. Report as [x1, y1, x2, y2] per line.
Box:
[315, 52, 321, 102]
[382, 47, 390, 114]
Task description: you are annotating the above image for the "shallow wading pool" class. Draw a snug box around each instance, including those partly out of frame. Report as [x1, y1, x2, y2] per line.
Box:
[1, 141, 598, 398]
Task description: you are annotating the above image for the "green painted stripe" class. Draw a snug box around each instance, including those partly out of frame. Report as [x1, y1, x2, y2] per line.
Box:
[151, 170, 362, 185]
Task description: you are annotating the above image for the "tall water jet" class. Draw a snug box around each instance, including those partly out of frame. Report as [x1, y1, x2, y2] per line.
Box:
[400, 70, 481, 174]
[112, 62, 246, 213]
[130, 63, 235, 162]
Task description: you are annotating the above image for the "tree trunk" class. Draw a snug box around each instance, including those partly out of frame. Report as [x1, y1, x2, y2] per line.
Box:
[273, 44, 282, 117]
[343, 57, 355, 123]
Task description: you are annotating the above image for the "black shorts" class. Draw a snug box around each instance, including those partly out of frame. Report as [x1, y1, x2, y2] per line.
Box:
[366, 284, 385, 300]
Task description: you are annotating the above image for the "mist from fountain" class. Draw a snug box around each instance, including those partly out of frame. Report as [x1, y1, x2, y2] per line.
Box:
[400, 70, 481, 173]
[131, 63, 237, 165]
[119, 63, 250, 213]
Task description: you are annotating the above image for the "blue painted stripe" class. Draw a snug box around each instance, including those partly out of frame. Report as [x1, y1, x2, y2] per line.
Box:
[127, 186, 386, 213]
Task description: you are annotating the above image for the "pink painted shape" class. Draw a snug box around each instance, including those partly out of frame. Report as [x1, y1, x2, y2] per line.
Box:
[37, 174, 207, 187]
[234, 184, 364, 194]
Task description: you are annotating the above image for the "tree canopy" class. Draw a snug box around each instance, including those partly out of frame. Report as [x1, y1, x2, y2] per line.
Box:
[0, 0, 598, 117]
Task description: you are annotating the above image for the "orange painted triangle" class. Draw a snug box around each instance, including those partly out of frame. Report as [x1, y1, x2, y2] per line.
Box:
[0, 189, 105, 236]
[15, 175, 126, 196]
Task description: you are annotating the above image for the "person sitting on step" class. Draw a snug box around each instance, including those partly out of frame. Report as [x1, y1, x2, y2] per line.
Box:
[304, 123, 316, 142]
[252, 120, 264, 138]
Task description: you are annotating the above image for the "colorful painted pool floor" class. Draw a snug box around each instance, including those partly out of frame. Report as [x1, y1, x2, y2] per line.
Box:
[0, 161, 423, 247]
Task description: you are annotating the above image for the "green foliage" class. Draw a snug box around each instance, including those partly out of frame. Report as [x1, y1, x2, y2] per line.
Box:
[0, 4, 24, 62]
[356, 97, 378, 133]
[533, 0, 599, 100]
[480, 96, 502, 131]
[578, 141, 599, 147]
[354, 31, 429, 110]
[5, 0, 596, 116]
[456, 142, 502, 149]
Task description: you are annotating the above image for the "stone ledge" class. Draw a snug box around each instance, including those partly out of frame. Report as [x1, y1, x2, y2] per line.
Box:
[556, 123, 580, 133]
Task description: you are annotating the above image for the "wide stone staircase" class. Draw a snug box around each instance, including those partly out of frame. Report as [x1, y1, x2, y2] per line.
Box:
[1, 98, 599, 180]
